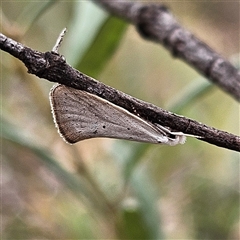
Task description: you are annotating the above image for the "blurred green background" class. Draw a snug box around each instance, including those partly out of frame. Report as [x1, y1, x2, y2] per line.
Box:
[1, 1, 239, 239]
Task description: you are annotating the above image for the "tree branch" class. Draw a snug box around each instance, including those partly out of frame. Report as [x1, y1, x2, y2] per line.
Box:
[1, 33, 239, 152]
[94, 0, 240, 101]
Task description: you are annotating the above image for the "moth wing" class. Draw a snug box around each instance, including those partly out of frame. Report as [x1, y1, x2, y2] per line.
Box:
[50, 84, 171, 144]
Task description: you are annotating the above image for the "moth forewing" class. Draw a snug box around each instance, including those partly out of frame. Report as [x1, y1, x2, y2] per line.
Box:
[50, 84, 188, 146]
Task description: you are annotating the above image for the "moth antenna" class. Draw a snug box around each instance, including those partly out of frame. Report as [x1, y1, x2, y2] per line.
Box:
[155, 124, 202, 139]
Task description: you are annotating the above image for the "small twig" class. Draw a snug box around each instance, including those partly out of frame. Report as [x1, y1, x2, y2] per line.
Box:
[93, 0, 240, 101]
[52, 28, 67, 54]
[0, 33, 239, 152]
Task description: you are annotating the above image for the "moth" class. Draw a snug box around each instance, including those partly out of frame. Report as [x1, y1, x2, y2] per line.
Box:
[50, 84, 189, 146]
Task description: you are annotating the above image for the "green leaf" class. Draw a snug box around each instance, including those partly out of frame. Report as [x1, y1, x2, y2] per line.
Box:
[76, 16, 127, 78]
[65, 1, 108, 66]
[168, 79, 213, 113]
[121, 205, 150, 239]
[129, 169, 163, 239]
